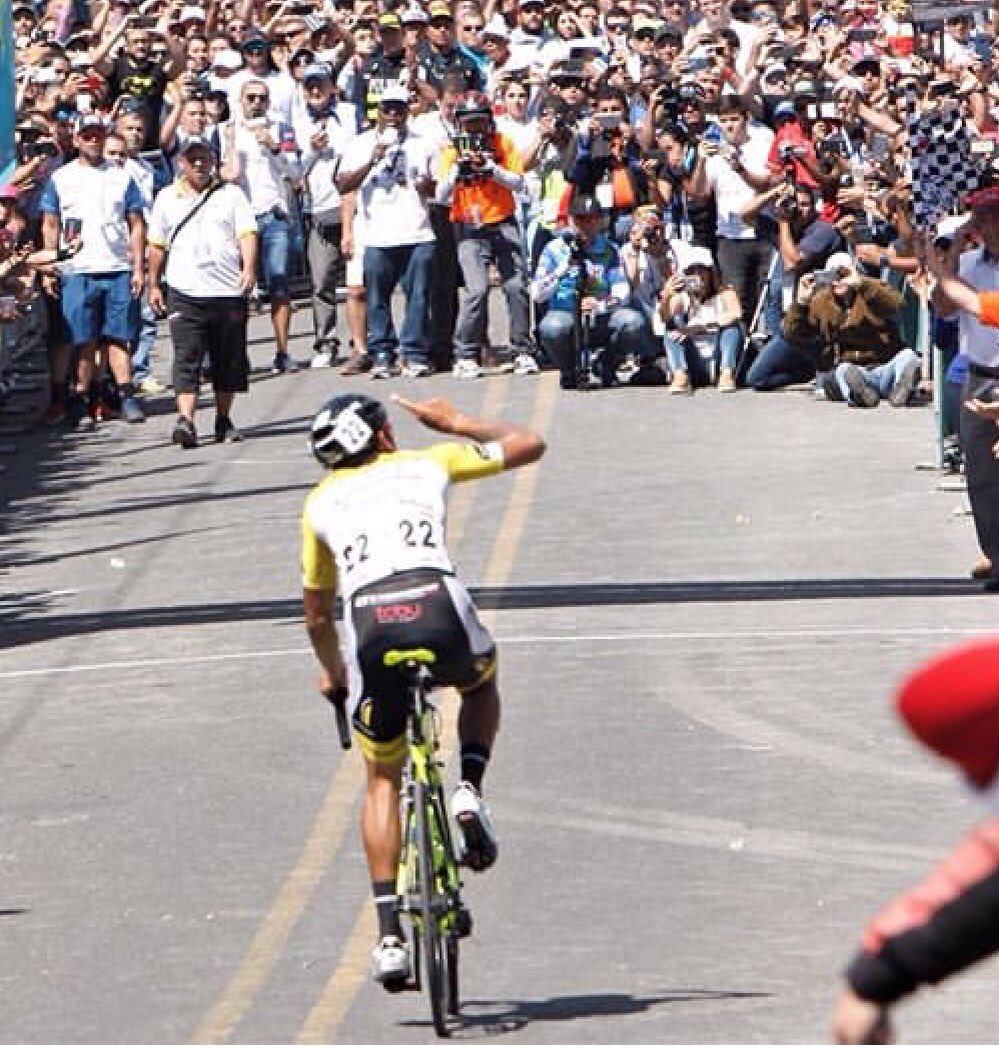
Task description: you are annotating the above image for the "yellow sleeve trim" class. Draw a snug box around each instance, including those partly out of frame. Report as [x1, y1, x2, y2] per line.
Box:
[426, 442, 505, 482]
[237, 229, 259, 239]
[147, 236, 168, 249]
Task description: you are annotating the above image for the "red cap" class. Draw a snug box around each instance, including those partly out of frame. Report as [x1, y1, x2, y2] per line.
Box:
[968, 184, 999, 210]
[896, 639, 999, 788]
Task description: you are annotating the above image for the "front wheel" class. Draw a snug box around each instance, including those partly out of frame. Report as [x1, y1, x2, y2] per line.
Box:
[415, 779, 448, 1036]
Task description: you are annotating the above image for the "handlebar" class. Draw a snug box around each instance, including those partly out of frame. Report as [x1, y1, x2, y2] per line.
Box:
[323, 685, 352, 750]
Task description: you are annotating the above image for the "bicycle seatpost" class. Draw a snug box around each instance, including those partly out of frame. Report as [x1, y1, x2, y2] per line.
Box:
[323, 685, 352, 750]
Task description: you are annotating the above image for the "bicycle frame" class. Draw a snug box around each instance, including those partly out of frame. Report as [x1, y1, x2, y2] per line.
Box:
[390, 652, 466, 1034]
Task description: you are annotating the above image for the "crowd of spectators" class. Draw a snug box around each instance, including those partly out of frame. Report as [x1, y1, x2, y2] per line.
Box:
[1, 0, 998, 421]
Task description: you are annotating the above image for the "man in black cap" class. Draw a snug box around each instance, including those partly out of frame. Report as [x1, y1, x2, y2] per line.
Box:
[147, 137, 259, 448]
[531, 194, 649, 389]
[419, 2, 485, 94]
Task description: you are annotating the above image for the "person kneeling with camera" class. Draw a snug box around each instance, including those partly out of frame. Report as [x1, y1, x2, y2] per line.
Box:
[662, 247, 743, 394]
[785, 252, 921, 409]
[531, 194, 648, 390]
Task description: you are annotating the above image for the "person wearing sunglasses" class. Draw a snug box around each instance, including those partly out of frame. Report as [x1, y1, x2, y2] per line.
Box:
[220, 79, 301, 374]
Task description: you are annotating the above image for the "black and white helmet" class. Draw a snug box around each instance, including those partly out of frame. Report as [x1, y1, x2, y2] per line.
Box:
[309, 394, 388, 468]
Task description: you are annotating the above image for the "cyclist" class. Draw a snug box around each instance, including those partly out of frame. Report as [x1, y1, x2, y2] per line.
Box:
[831, 639, 999, 1044]
[301, 392, 545, 989]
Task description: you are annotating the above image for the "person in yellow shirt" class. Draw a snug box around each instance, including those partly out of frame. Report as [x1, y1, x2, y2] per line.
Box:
[437, 92, 537, 378]
[302, 392, 545, 988]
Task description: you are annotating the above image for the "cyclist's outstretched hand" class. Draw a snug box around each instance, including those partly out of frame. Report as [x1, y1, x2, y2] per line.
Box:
[831, 988, 894, 1044]
[392, 395, 465, 435]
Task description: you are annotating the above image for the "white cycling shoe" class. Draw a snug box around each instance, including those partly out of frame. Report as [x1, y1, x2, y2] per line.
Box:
[450, 782, 498, 871]
[371, 935, 411, 990]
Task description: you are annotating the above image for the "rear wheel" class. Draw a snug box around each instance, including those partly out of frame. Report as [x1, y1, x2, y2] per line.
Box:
[416, 780, 448, 1036]
[445, 935, 459, 1015]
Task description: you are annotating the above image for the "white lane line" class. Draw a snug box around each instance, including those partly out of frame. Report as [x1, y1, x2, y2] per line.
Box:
[1, 626, 995, 680]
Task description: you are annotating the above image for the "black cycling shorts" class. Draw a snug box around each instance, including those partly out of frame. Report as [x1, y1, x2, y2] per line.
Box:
[343, 569, 496, 764]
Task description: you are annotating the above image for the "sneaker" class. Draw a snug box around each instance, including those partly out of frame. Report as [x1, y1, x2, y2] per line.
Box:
[717, 368, 737, 392]
[450, 781, 497, 872]
[817, 372, 843, 402]
[453, 359, 482, 380]
[65, 395, 92, 431]
[370, 360, 399, 380]
[136, 376, 167, 395]
[889, 358, 921, 408]
[272, 351, 299, 374]
[971, 555, 993, 580]
[841, 364, 880, 408]
[214, 415, 242, 443]
[668, 370, 692, 395]
[44, 400, 66, 426]
[121, 395, 146, 424]
[171, 415, 198, 449]
[310, 350, 336, 369]
[340, 355, 373, 376]
[371, 935, 411, 990]
[401, 361, 432, 378]
[513, 352, 540, 376]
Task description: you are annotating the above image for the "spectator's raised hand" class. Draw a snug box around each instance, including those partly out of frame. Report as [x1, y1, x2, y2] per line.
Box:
[797, 271, 818, 304]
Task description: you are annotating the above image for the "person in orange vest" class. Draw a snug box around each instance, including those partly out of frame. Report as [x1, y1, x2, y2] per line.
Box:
[437, 92, 537, 378]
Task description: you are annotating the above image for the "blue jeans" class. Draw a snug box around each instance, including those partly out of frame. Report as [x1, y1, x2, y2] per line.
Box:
[832, 347, 919, 403]
[257, 210, 291, 301]
[746, 332, 818, 390]
[364, 242, 434, 365]
[665, 324, 743, 386]
[538, 306, 648, 385]
[131, 290, 158, 383]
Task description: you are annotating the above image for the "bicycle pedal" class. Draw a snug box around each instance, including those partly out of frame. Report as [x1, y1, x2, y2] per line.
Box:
[456, 907, 473, 938]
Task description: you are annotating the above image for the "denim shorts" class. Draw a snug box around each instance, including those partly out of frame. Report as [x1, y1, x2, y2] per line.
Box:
[61, 271, 138, 347]
[256, 210, 290, 301]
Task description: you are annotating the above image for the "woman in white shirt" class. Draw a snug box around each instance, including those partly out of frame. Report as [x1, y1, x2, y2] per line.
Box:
[662, 246, 743, 394]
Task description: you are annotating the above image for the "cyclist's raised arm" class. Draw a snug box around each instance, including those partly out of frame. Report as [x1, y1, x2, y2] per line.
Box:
[392, 395, 546, 469]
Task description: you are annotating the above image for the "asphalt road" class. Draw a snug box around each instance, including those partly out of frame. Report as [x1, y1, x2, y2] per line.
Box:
[3, 307, 999, 1044]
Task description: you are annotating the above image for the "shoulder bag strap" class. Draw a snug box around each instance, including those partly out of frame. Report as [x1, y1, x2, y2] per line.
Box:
[167, 180, 225, 252]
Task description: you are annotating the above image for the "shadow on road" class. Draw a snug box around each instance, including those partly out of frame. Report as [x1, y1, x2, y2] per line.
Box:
[399, 989, 771, 1037]
[0, 577, 985, 652]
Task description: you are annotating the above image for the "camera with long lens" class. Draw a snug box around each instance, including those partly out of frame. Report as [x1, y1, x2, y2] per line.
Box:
[453, 131, 494, 182]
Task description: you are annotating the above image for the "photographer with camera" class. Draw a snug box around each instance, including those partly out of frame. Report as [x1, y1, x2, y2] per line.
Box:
[532, 194, 648, 390]
[568, 87, 650, 239]
[742, 179, 845, 390]
[662, 245, 743, 393]
[785, 251, 919, 409]
[292, 62, 357, 369]
[688, 94, 775, 334]
[437, 91, 535, 378]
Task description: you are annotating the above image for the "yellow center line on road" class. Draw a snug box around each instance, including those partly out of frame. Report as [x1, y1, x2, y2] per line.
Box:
[190, 376, 512, 1046]
[294, 371, 559, 1045]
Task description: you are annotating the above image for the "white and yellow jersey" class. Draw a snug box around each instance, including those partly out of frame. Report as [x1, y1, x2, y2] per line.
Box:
[301, 442, 505, 600]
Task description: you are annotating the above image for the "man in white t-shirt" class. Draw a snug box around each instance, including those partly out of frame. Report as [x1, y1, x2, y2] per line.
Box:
[293, 62, 358, 368]
[221, 77, 301, 374]
[337, 84, 437, 378]
[39, 115, 147, 428]
[688, 94, 775, 326]
[147, 137, 259, 449]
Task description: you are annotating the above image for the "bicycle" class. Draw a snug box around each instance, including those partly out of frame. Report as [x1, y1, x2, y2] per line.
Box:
[328, 647, 470, 1037]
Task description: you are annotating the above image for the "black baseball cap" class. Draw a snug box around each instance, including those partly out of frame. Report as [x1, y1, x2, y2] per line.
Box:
[569, 193, 603, 218]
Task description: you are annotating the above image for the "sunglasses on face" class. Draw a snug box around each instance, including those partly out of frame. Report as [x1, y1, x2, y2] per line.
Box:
[245, 92, 268, 101]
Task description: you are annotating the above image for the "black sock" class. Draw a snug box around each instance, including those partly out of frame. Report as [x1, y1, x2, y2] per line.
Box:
[460, 744, 490, 792]
[373, 879, 401, 939]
